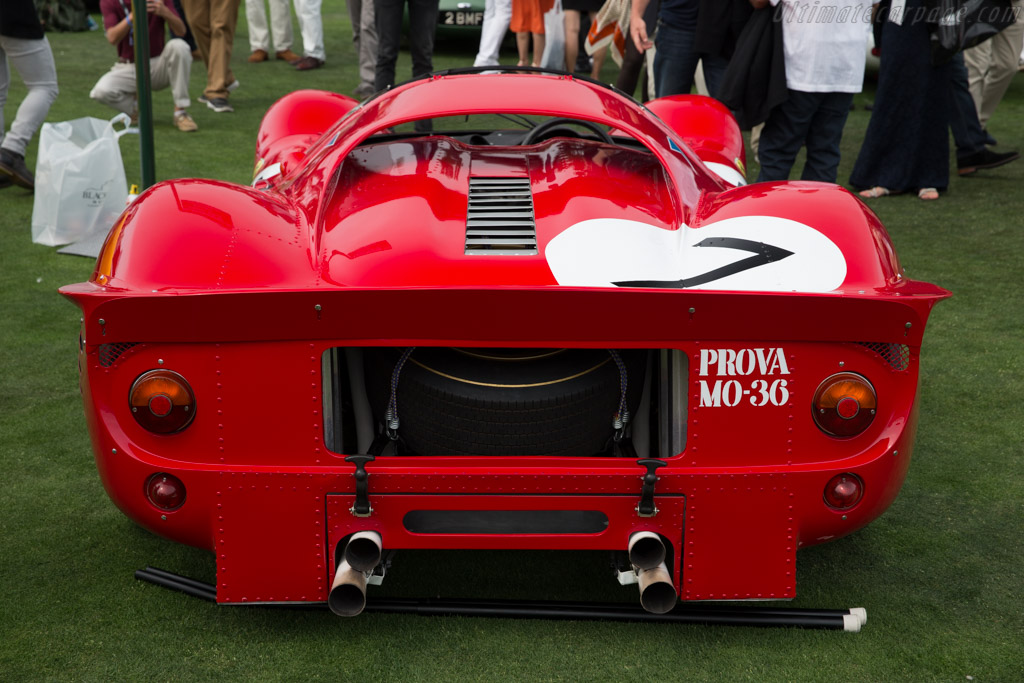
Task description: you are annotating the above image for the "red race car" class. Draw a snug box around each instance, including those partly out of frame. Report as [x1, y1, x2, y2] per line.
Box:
[61, 70, 949, 618]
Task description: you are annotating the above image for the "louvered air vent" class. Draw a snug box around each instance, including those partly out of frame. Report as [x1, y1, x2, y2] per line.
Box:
[465, 177, 538, 255]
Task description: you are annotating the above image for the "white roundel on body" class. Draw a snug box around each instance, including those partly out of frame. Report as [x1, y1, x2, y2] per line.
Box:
[545, 216, 847, 292]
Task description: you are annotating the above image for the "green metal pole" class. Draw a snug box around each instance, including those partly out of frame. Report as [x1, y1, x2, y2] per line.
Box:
[131, 0, 156, 188]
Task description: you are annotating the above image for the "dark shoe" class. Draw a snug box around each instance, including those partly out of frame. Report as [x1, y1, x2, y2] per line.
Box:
[0, 176, 11, 189]
[293, 56, 324, 71]
[0, 148, 34, 190]
[957, 148, 1020, 176]
[248, 49, 269, 63]
[984, 131, 998, 146]
[199, 80, 238, 104]
[276, 49, 301, 63]
[353, 83, 375, 98]
[204, 97, 234, 113]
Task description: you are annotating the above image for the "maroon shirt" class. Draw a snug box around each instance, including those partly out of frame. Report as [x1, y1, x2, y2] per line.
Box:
[100, 0, 180, 61]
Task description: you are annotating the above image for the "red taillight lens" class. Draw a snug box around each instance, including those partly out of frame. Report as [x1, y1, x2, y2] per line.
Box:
[130, 370, 196, 433]
[824, 473, 863, 509]
[146, 473, 186, 510]
[812, 372, 876, 437]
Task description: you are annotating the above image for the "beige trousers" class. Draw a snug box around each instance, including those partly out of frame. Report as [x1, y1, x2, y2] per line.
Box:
[244, 0, 293, 53]
[90, 38, 193, 114]
[182, 0, 241, 99]
[963, 0, 1024, 128]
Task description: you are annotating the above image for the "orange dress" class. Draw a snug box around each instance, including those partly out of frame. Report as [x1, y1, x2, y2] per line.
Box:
[510, 0, 554, 34]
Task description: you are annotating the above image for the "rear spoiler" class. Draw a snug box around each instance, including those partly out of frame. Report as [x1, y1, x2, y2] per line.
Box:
[61, 283, 949, 347]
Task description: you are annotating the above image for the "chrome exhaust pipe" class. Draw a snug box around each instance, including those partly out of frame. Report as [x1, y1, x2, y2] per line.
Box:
[637, 562, 677, 614]
[344, 531, 383, 572]
[628, 531, 666, 571]
[328, 559, 367, 617]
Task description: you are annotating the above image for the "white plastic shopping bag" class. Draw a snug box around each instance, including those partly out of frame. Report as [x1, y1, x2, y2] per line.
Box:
[31, 113, 135, 246]
[540, 0, 566, 71]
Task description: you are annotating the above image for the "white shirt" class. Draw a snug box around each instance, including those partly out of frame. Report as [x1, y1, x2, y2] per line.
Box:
[770, 0, 876, 93]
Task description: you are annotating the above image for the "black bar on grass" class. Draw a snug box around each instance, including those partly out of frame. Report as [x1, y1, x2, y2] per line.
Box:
[142, 566, 218, 594]
[134, 568, 216, 602]
[362, 598, 851, 630]
[133, 568, 856, 629]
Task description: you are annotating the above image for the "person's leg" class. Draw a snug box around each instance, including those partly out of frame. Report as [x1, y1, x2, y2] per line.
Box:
[652, 20, 699, 98]
[408, 0, 438, 131]
[0, 36, 59, 157]
[950, 53, 1020, 175]
[407, 0, 438, 78]
[357, 0, 377, 87]
[347, 0, 368, 80]
[516, 31, 530, 65]
[269, 0, 294, 52]
[587, 11, 605, 79]
[294, 0, 325, 60]
[160, 38, 194, 111]
[963, 38, 990, 120]
[150, 40, 197, 129]
[0, 42, 8, 140]
[245, 0, 270, 52]
[756, 90, 815, 183]
[347, 0, 362, 45]
[374, 0, 404, 89]
[800, 91, 853, 183]
[700, 53, 728, 100]
[949, 53, 989, 156]
[205, 0, 241, 98]
[975, 2, 1024, 127]
[564, 9, 581, 72]
[182, 0, 212, 66]
[615, 24, 645, 96]
[531, 31, 545, 66]
[474, 0, 512, 67]
[89, 63, 138, 115]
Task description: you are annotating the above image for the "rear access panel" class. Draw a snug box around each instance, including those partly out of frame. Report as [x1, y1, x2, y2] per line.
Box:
[680, 475, 796, 601]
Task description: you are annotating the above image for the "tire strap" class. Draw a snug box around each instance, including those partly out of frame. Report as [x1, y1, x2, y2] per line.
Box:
[608, 350, 630, 438]
[385, 347, 416, 440]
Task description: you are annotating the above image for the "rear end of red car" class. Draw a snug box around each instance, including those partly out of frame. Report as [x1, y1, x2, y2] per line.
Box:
[63, 283, 943, 612]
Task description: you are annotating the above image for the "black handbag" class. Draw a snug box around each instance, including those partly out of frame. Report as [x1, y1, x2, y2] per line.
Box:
[928, 0, 1018, 64]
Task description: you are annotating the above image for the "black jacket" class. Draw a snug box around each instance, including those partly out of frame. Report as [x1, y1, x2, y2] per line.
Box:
[0, 0, 45, 40]
[717, 4, 788, 130]
[695, 0, 754, 60]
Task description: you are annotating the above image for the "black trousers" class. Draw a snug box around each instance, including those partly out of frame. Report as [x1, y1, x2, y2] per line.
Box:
[374, 0, 439, 90]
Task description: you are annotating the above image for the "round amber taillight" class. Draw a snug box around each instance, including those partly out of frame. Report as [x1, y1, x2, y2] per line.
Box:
[812, 372, 876, 437]
[130, 370, 196, 433]
[146, 472, 186, 511]
[824, 473, 864, 510]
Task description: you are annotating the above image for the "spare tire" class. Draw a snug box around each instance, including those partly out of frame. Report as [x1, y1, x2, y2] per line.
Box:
[364, 348, 646, 457]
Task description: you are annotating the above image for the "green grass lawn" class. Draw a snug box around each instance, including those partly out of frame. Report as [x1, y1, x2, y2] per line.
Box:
[2, 5, 1023, 680]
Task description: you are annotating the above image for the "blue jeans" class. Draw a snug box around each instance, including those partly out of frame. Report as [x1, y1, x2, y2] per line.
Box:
[652, 20, 728, 99]
[756, 89, 854, 183]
